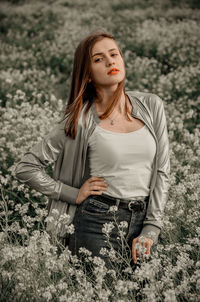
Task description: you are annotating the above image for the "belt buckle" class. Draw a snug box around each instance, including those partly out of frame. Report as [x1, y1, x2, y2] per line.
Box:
[128, 200, 143, 211]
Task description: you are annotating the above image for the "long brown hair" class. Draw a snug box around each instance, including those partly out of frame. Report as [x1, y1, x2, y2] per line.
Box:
[61, 29, 131, 139]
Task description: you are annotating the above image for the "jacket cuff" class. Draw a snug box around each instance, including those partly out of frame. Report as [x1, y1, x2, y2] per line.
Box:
[140, 224, 161, 245]
[59, 183, 79, 205]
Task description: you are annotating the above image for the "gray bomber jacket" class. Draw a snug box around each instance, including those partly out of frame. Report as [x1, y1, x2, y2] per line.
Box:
[14, 90, 170, 244]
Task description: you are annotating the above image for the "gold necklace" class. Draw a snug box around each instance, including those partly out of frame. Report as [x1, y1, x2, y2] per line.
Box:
[107, 110, 121, 125]
[107, 95, 128, 125]
[96, 95, 130, 125]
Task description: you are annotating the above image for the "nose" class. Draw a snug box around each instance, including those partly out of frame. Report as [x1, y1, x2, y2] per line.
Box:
[106, 57, 115, 67]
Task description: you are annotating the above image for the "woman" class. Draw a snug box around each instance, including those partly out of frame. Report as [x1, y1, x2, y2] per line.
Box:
[15, 30, 170, 270]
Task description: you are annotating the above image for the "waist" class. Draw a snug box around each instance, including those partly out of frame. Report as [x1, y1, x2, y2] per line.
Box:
[90, 193, 149, 211]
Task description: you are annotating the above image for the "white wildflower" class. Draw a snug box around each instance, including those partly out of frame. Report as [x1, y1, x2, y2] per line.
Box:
[138, 235, 146, 243]
[108, 205, 118, 213]
[115, 280, 128, 295]
[134, 242, 147, 254]
[45, 216, 54, 223]
[107, 248, 118, 261]
[164, 289, 178, 302]
[102, 222, 115, 236]
[119, 221, 128, 229]
[51, 209, 59, 216]
[99, 247, 108, 256]
[64, 224, 74, 234]
[79, 247, 92, 256]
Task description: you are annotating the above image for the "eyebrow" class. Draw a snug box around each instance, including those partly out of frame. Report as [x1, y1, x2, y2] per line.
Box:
[92, 48, 118, 57]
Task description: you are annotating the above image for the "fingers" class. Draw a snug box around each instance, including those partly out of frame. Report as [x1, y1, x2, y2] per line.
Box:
[88, 176, 108, 195]
[145, 242, 151, 255]
[88, 176, 105, 182]
[77, 177, 108, 204]
[91, 183, 108, 190]
[132, 237, 153, 264]
[132, 238, 137, 264]
[144, 238, 154, 255]
[90, 183, 108, 193]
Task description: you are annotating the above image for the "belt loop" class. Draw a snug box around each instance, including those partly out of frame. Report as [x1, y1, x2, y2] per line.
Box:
[116, 198, 120, 207]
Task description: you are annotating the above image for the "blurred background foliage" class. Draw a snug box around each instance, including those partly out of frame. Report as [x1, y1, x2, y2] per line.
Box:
[0, 1, 200, 301]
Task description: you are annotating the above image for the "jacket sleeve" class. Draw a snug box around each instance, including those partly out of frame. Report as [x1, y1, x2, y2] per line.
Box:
[140, 95, 170, 244]
[14, 121, 79, 205]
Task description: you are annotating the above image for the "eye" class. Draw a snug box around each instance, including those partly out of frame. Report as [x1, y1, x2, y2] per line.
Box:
[94, 53, 118, 63]
[94, 58, 102, 62]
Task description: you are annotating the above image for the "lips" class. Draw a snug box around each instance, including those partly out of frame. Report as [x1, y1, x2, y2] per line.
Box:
[107, 68, 120, 75]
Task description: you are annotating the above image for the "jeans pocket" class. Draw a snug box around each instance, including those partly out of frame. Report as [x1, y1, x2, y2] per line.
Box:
[82, 197, 110, 216]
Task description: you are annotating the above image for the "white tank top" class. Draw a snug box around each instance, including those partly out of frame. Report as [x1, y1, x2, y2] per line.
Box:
[88, 124, 156, 199]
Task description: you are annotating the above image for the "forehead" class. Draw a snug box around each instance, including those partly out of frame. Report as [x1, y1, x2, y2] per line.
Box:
[91, 38, 118, 54]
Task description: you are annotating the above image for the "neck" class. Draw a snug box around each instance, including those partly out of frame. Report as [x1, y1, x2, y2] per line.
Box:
[95, 92, 130, 116]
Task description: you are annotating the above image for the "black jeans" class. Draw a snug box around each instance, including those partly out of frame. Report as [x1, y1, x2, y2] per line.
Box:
[68, 193, 156, 271]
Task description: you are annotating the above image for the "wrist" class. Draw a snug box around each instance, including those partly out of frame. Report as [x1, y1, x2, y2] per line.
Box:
[140, 225, 161, 244]
[75, 191, 80, 204]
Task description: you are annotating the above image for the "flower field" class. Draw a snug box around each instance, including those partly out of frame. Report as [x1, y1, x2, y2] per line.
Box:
[0, 0, 200, 301]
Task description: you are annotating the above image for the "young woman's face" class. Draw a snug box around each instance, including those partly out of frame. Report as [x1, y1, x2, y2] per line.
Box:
[89, 38, 126, 88]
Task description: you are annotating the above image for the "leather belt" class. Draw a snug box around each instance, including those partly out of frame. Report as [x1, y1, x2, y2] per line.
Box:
[90, 193, 149, 212]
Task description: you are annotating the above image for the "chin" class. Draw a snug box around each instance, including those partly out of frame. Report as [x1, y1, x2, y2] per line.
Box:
[95, 76, 124, 87]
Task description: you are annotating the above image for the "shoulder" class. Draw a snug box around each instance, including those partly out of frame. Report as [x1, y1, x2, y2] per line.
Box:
[127, 90, 163, 111]
[45, 118, 66, 138]
[44, 117, 70, 148]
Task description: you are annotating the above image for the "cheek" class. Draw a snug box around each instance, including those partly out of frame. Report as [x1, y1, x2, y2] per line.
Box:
[120, 59, 125, 70]
[91, 66, 105, 78]
[121, 64, 126, 76]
